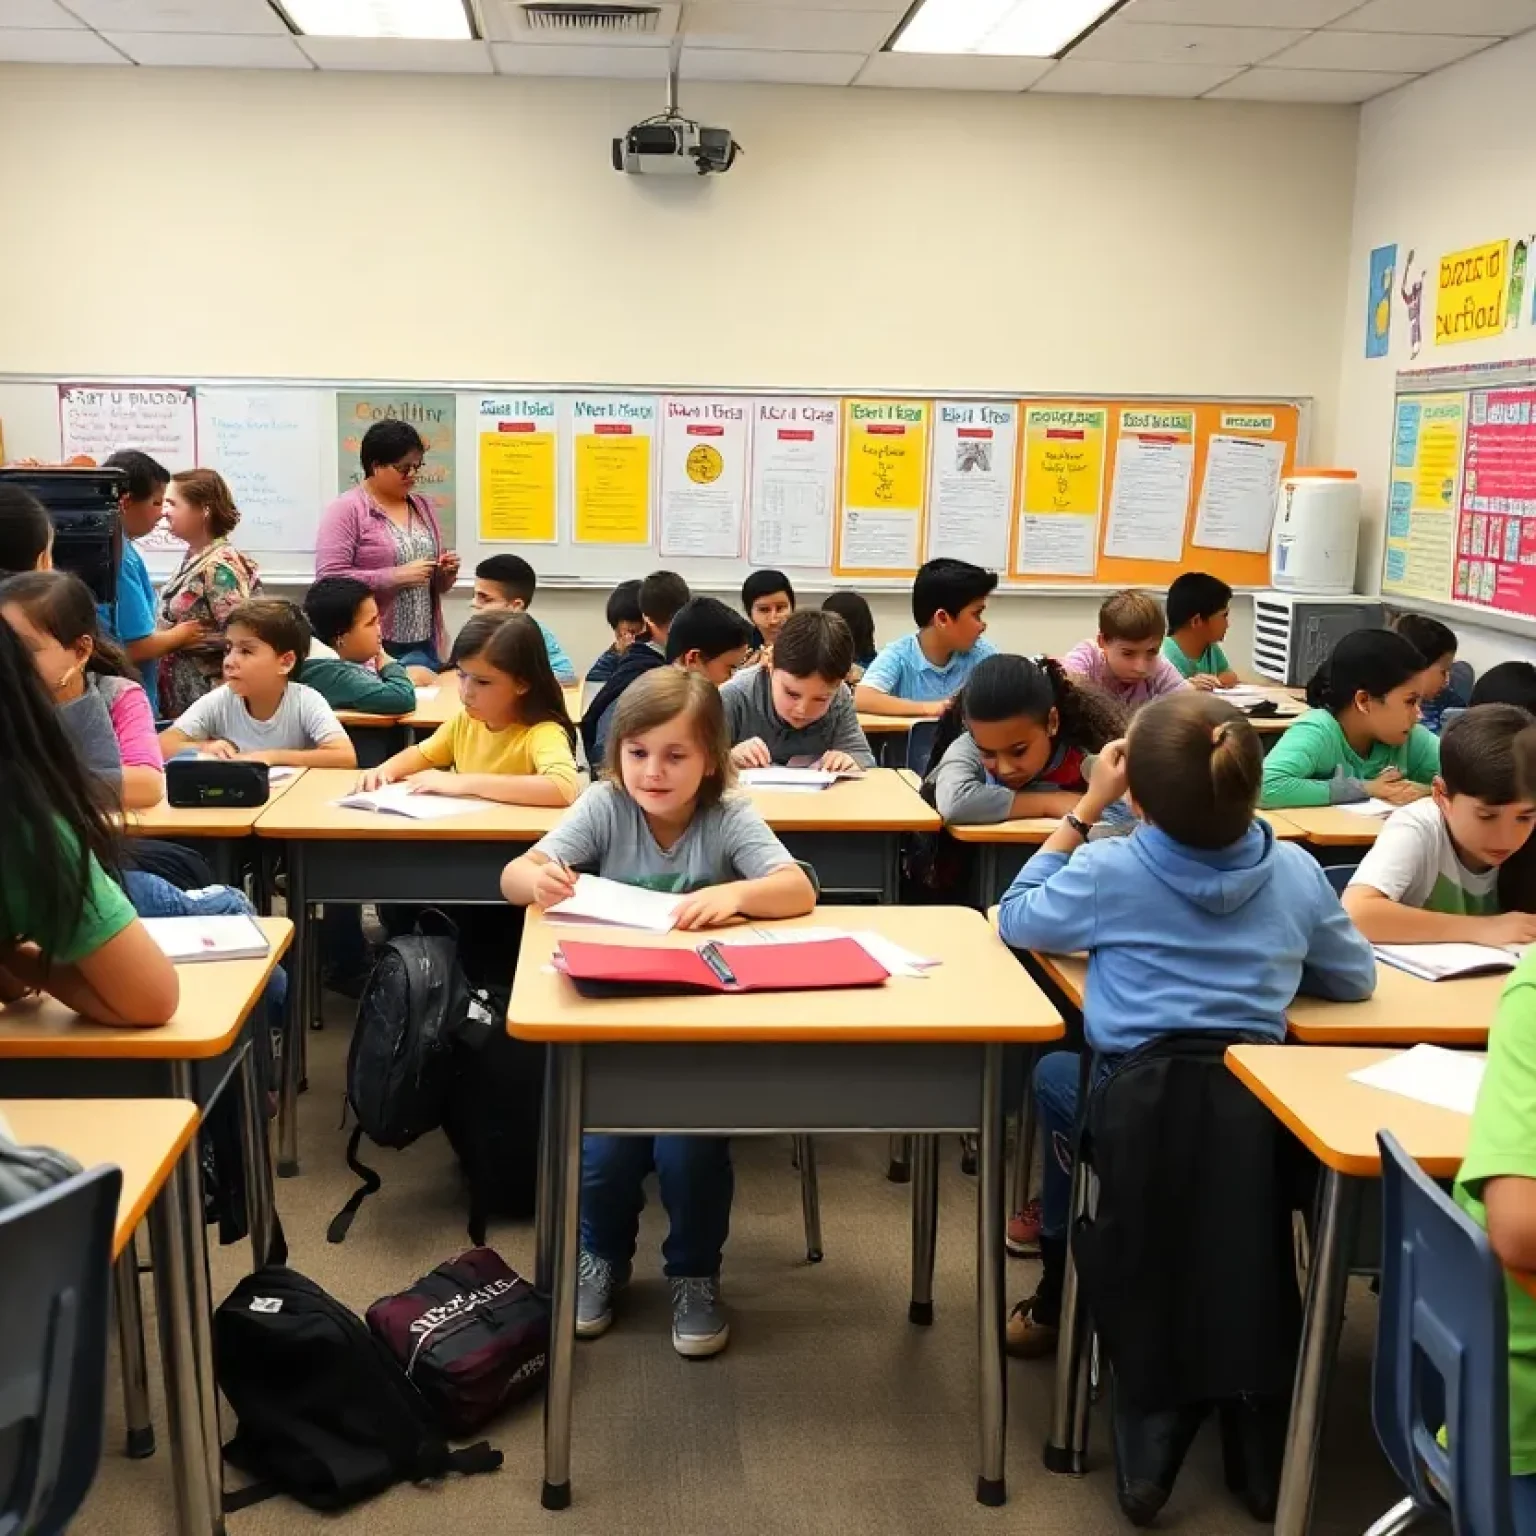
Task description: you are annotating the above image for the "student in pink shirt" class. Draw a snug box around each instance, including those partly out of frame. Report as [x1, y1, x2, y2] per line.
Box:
[1063, 589, 1189, 711]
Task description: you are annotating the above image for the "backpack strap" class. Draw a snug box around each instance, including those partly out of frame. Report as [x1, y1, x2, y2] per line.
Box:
[445, 1441, 503, 1477]
[325, 1126, 381, 1244]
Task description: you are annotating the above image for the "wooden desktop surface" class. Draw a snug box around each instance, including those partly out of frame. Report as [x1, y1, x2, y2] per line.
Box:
[949, 809, 1302, 846]
[856, 713, 915, 736]
[0, 917, 292, 1060]
[1225, 1044, 1471, 1177]
[0, 1098, 199, 1257]
[510, 905, 1064, 1044]
[1266, 805, 1386, 846]
[740, 768, 940, 833]
[126, 767, 304, 837]
[339, 684, 583, 732]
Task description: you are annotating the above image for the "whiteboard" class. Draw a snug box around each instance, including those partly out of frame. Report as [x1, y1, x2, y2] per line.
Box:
[0, 374, 1309, 595]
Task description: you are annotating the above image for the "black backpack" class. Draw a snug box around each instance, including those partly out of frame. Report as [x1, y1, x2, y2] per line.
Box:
[216, 1267, 502, 1513]
[328, 912, 479, 1243]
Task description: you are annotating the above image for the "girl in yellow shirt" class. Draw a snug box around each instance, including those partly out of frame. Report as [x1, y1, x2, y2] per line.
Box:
[359, 612, 579, 806]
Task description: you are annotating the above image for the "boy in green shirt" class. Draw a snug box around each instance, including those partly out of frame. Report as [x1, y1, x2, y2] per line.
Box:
[1162, 571, 1239, 690]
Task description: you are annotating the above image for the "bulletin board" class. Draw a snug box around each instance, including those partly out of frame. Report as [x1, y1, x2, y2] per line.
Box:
[0, 374, 1303, 595]
[1379, 356, 1536, 636]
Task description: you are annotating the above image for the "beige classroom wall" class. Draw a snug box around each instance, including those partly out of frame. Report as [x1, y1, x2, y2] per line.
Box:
[1336, 28, 1536, 675]
[0, 65, 1358, 668]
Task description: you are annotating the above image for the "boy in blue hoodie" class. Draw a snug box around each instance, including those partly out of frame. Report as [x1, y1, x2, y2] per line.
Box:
[997, 691, 1375, 1357]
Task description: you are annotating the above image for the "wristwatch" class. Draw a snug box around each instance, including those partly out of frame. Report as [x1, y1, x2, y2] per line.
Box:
[1063, 812, 1093, 840]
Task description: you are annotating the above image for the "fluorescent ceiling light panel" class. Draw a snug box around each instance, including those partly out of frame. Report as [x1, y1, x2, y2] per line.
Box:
[893, 0, 1122, 56]
[280, 0, 474, 38]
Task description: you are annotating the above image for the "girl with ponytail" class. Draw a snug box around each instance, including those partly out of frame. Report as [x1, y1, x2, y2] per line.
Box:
[925, 653, 1127, 824]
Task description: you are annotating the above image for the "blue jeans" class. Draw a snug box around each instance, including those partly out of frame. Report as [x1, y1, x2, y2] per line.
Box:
[580, 1134, 732, 1278]
[383, 639, 442, 673]
[1035, 1051, 1082, 1242]
[1516, 1473, 1536, 1534]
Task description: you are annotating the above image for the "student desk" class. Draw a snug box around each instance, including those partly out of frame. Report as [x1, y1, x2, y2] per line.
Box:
[513, 905, 1063, 1512]
[0, 1098, 215, 1536]
[954, 811, 1304, 908]
[341, 683, 584, 752]
[743, 768, 938, 902]
[1225, 1044, 1473, 1536]
[1264, 805, 1386, 847]
[125, 768, 305, 886]
[855, 712, 917, 768]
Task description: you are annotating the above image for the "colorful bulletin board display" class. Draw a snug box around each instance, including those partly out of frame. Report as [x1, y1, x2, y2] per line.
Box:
[748, 398, 838, 568]
[477, 395, 558, 543]
[834, 398, 930, 577]
[337, 391, 457, 545]
[924, 401, 1017, 571]
[658, 395, 749, 560]
[1381, 393, 1464, 601]
[1016, 405, 1107, 577]
[571, 394, 655, 546]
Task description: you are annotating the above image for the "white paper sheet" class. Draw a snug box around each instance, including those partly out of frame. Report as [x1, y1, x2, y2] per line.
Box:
[1336, 798, 1397, 817]
[1103, 435, 1194, 561]
[545, 874, 681, 933]
[736, 926, 940, 977]
[1192, 435, 1286, 553]
[333, 783, 490, 820]
[1016, 513, 1098, 577]
[658, 396, 749, 559]
[925, 402, 1016, 569]
[1349, 1044, 1486, 1115]
[749, 399, 838, 568]
[739, 767, 838, 790]
[840, 510, 920, 572]
[196, 388, 325, 553]
[142, 915, 272, 963]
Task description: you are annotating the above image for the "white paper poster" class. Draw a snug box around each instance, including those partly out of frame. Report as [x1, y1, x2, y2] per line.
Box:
[1018, 516, 1098, 577]
[658, 396, 749, 560]
[840, 512, 919, 570]
[196, 389, 323, 552]
[749, 399, 837, 567]
[925, 401, 1016, 568]
[1103, 413, 1195, 562]
[1192, 434, 1286, 553]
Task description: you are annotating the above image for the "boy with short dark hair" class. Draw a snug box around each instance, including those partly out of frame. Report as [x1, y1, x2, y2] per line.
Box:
[853, 557, 997, 718]
[1163, 571, 1239, 690]
[741, 569, 795, 652]
[158, 598, 356, 769]
[1476, 661, 1536, 714]
[470, 553, 576, 684]
[586, 579, 645, 684]
[580, 570, 692, 761]
[1396, 612, 1464, 734]
[724, 609, 873, 772]
[99, 448, 176, 716]
[299, 576, 417, 715]
[1064, 589, 1188, 710]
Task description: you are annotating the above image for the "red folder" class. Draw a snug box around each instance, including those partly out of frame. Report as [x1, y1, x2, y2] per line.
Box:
[553, 937, 890, 998]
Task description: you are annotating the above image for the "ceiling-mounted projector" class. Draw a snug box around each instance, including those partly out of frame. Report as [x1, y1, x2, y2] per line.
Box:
[612, 43, 741, 176]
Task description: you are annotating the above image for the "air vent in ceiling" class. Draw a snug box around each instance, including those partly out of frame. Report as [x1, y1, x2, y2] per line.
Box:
[522, 3, 660, 33]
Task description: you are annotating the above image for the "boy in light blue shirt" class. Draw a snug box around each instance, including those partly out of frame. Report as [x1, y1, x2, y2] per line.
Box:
[98, 449, 173, 717]
[469, 553, 577, 685]
[852, 557, 997, 717]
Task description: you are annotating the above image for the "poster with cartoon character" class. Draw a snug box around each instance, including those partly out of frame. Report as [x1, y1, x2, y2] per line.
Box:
[1366, 244, 1396, 358]
[1401, 250, 1425, 359]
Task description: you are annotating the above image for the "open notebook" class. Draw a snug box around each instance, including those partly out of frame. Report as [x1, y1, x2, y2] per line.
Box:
[141, 915, 272, 963]
[333, 783, 489, 820]
[739, 765, 861, 793]
[1373, 941, 1528, 982]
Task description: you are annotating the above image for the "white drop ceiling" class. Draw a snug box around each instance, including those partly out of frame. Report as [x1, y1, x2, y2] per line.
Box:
[0, 0, 1531, 99]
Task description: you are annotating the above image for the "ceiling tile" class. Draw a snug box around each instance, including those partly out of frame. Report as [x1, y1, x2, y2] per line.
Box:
[681, 3, 896, 52]
[1341, 0, 1536, 35]
[297, 35, 494, 69]
[1265, 28, 1494, 70]
[1030, 57, 1241, 95]
[679, 44, 864, 82]
[58, 0, 288, 33]
[1118, 0, 1359, 24]
[491, 39, 670, 75]
[854, 51, 1052, 88]
[1070, 18, 1307, 65]
[104, 29, 314, 65]
[1207, 64, 1413, 100]
[0, 0, 85, 26]
[0, 25, 126, 59]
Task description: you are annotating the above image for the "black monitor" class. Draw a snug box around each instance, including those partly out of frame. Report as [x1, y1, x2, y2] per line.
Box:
[0, 466, 123, 605]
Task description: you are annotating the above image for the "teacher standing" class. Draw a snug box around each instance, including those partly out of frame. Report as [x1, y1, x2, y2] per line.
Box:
[315, 420, 459, 683]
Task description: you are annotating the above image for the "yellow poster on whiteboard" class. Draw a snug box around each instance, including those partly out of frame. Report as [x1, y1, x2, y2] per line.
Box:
[1436, 240, 1507, 346]
[477, 395, 557, 543]
[836, 399, 929, 574]
[1382, 393, 1462, 601]
[1015, 406, 1107, 577]
[571, 394, 656, 545]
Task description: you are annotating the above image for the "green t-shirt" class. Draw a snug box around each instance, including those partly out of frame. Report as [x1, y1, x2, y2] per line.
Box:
[1161, 635, 1229, 679]
[1259, 708, 1442, 809]
[1455, 950, 1536, 1474]
[3, 823, 136, 965]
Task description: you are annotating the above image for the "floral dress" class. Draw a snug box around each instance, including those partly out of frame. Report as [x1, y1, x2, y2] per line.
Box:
[155, 539, 262, 718]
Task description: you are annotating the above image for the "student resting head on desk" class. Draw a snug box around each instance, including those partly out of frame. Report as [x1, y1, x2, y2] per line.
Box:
[995, 691, 1375, 1362]
[501, 667, 815, 1359]
[1344, 704, 1536, 947]
[299, 575, 418, 716]
[359, 610, 579, 807]
[468, 553, 577, 686]
[1259, 627, 1440, 810]
[0, 618, 178, 1026]
[1062, 588, 1188, 711]
[923, 652, 1126, 824]
[159, 598, 357, 772]
[722, 608, 874, 773]
[1, 569, 165, 811]
[852, 556, 997, 719]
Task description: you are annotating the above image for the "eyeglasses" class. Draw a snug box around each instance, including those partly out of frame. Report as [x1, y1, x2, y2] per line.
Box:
[390, 460, 424, 478]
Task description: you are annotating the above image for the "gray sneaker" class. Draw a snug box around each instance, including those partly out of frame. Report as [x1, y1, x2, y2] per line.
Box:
[576, 1250, 626, 1338]
[670, 1275, 729, 1358]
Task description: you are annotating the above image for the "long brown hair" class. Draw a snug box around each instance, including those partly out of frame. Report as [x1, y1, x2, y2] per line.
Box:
[450, 612, 574, 750]
[603, 668, 735, 809]
[0, 569, 132, 679]
[1126, 692, 1263, 850]
[171, 468, 240, 537]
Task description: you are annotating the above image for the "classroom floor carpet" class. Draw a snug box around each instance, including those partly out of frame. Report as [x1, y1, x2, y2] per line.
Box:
[77, 992, 1410, 1536]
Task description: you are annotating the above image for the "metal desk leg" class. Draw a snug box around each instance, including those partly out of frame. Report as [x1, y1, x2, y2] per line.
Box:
[796, 1136, 824, 1263]
[909, 1135, 939, 1325]
[887, 1133, 912, 1183]
[1273, 1170, 1359, 1536]
[1010, 1046, 1039, 1228]
[1044, 1156, 1093, 1474]
[881, 836, 899, 904]
[976, 1043, 1007, 1506]
[113, 1247, 155, 1458]
[148, 1132, 225, 1536]
[541, 1043, 583, 1511]
[277, 843, 307, 1177]
[237, 1042, 276, 1267]
[534, 1044, 557, 1294]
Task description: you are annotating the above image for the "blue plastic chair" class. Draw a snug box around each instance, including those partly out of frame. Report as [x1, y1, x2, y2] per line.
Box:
[1324, 862, 1361, 897]
[0, 1162, 121, 1536]
[904, 719, 939, 775]
[1370, 1130, 1513, 1536]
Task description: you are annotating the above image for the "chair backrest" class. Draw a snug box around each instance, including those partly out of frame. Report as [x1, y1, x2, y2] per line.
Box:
[580, 679, 603, 715]
[0, 1164, 121, 1536]
[905, 719, 939, 776]
[1323, 862, 1360, 897]
[1449, 659, 1475, 703]
[1374, 1131, 1513, 1536]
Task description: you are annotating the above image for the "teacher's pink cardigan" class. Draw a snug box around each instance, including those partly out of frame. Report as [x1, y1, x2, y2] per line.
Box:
[315, 486, 453, 654]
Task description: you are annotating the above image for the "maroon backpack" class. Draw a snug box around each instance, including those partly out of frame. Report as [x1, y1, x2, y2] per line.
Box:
[365, 1249, 549, 1436]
